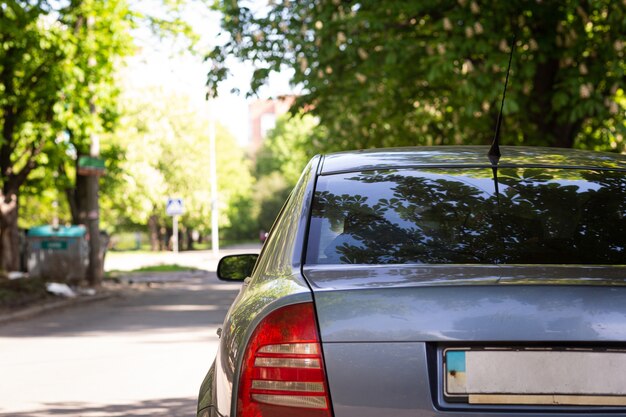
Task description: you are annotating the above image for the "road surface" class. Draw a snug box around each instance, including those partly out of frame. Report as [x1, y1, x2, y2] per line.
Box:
[0, 270, 242, 416]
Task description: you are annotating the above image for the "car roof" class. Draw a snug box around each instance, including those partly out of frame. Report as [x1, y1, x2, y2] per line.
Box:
[319, 146, 626, 175]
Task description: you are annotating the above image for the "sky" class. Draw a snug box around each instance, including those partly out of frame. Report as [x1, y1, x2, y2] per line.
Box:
[123, 1, 293, 147]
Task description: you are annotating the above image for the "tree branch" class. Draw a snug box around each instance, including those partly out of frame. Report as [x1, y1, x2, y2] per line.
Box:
[58, 162, 80, 223]
[11, 139, 46, 188]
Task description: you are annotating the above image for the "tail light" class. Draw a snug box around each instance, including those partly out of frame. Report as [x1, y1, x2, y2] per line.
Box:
[237, 302, 333, 417]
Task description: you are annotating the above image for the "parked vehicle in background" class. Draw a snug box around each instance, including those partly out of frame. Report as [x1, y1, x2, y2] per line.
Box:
[198, 146, 626, 417]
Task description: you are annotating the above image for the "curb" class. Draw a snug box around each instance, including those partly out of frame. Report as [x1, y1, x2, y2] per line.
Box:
[0, 291, 117, 326]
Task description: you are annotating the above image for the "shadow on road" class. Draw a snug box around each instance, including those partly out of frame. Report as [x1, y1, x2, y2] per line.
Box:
[0, 397, 196, 417]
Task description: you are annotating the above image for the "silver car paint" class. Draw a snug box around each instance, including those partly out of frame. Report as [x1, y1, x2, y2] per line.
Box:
[304, 264, 626, 290]
[324, 342, 626, 417]
[320, 146, 626, 174]
[199, 148, 626, 417]
[305, 266, 626, 342]
[197, 156, 321, 417]
[323, 342, 431, 417]
[305, 265, 626, 417]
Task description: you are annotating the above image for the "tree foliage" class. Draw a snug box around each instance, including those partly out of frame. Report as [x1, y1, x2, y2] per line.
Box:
[0, 0, 204, 270]
[104, 88, 255, 247]
[255, 113, 323, 184]
[253, 172, 291, 232]
[252, 113, 324, 232]
[208, 0, 626, 153]
[0, 1, 70, 270]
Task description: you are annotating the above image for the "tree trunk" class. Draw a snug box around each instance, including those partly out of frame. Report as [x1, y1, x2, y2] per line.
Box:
[75, 166, 89, 224]
[85, 174, 102, 287]
[525, 6, 583, 149]
[148, 214, 159, 251]
[551, 121, 581, 148]
[0, 189, 20, 272]
[159, 225, 167, 251]
[62, 155, 90, 225]
[71, 156, 102, 286]
[186, 228, 194, 251]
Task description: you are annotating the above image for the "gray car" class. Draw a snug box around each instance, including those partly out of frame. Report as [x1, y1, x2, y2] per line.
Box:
[198, 146, 626, 417]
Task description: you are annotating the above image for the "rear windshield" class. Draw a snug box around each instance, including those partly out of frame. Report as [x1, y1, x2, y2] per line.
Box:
[306, 168, 626, 265]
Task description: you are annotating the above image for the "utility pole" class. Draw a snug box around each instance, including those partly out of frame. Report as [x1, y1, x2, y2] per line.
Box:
[85, 14, 102, 287]
[208, 100, 219, 257]
[172, 215, 179, 253]
[86, 140, 102, 286]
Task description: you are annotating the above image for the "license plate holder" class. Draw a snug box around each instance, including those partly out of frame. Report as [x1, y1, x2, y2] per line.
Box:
[444, 347, 626, 406]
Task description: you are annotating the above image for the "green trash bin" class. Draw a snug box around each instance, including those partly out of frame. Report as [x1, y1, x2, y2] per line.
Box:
[26, 225, 89, 282]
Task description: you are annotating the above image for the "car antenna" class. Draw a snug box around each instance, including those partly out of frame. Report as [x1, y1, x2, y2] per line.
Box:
[488, 31, 516, 194]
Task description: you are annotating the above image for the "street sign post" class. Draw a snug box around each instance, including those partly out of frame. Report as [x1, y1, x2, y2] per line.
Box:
[166, 198, 184, 253]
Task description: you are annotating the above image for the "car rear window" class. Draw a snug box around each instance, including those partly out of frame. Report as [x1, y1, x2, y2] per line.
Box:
[306, 168, 626, 265]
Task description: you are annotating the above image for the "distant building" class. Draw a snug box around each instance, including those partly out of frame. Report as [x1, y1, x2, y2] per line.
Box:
[248, 96, 295, 151]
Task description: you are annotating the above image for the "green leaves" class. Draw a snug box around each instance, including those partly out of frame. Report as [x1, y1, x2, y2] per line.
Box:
[103, 89, 254, 239]
[253, 112, 324, 231]
[256, 112, 321, 184]
[208, 0, 626, 153]
[1, 0, 214, 262]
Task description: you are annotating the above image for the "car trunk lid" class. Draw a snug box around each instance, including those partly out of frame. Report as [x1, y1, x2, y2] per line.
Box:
[303, 264, 626, 343]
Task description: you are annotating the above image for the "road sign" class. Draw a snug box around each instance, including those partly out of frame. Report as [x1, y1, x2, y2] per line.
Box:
[166, 198, 184, 216]
[78, 156, 106, 176]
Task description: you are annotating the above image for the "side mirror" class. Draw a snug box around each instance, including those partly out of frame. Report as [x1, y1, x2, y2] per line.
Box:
[217, 254, 259, 281]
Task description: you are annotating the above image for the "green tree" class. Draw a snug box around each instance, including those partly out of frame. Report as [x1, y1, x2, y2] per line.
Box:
[0, 0, 203, 273]
[253, 113, 324, 233]
[0, 2, 68, 271]
[105, 88, 255, 249]
[256, 113, 324, 185]
[0, 0, 135, 273]
[208, 1, 626, 153]
[253, 172, 291, 233]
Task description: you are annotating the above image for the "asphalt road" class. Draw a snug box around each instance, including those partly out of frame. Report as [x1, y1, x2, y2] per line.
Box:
[0, 271, 242, 416]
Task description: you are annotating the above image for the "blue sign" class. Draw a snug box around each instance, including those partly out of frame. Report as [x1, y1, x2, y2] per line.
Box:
[166, 198, 184, 216]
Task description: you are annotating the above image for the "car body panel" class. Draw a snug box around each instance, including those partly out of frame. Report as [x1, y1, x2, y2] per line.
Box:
[197, 157, 321, 417]
[304, 264, 626, 290]
[324, 342, 626, 417]
[215, 279, 313, 416]
[323, 342, 430, 417]
[309, 282, 626, 343]
[312, 266, 626, 416]
[197, 361, 216, 413]
[307, 149, 626, 416]
[320, 146, 626, 175]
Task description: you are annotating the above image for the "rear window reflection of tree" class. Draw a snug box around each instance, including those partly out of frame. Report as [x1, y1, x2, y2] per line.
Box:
[307, 169, 626, 265]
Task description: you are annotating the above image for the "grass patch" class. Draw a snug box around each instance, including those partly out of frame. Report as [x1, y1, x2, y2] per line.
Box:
[106, 264, 199, 279]
[108, 232, 151, 251]
[107, 240, 259, 254]
[106, 250, 162, 257]
[132, 264, 198, 273]
[0, 277, 51, 311]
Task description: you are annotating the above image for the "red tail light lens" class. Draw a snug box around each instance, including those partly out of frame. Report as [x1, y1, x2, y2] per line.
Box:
[237, 302, 333, 417]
